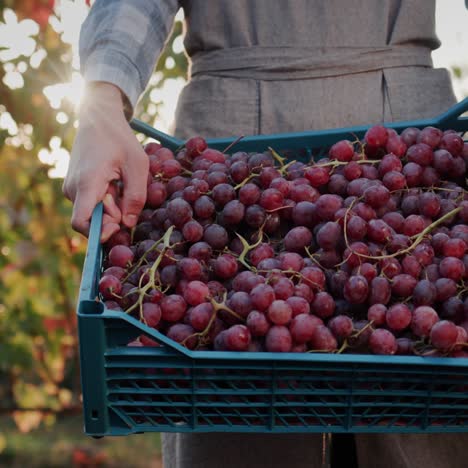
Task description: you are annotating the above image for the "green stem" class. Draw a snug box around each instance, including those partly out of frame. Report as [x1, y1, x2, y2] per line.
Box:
[124, 227, 175, 316]
[356, 207, 462, 261]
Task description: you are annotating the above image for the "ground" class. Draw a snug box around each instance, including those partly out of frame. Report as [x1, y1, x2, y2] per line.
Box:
[0, 415, 162, 468]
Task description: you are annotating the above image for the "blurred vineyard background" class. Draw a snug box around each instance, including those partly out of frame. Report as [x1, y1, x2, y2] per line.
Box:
[0, 0, 467, 467]
[0, 0, 187, 466]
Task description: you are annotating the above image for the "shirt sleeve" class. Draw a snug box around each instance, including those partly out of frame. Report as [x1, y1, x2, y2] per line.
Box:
[79, 0, 180, 116]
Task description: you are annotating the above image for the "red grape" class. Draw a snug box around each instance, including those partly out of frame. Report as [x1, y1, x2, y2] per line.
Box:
[329, 140, 354, 161]
[161, 295, 187, 321]
[203, 224, 229, 249]
[386, 303, 412, 332]
[407, 143, 433, 166]
[213, 254, 238, 279]
[369, 329, 397, 355]
[439, 257, 465, 281]
[310, 325, 338, 351]
[265, 326, 292, 352]
[290, 314, 322, 343]
[412, 279, 437, 306]
[250, 284, 275, 311]
[188, 303, 213, 331]
[430, 320, 458, 351]
[365, 125, 388, 147]
[99, 275, 122, 300]
[328, 315, 353, 339]
[367, 304, 387, 327]
[224, 325, 251, 351]
[109, 245, 134, 268]
[305, 165, 331, 187]
[246, 311, 270, 337]
[440, 132, 463, 156]
[267, 300, 293, 325]
[284, 227, 313, 252]
[386, 135, 407, 157]
[411, 306, 439, 338]
[167, 324, 197, 349]
[311, 292, 335, 319]
[184, 281, 209, 306]
[182, 220, 204, 242]
[286, 296, 311, 317]
[391, 274, 417, 297]
[316, 194, 343, 221]
[142, 303, 162, 327]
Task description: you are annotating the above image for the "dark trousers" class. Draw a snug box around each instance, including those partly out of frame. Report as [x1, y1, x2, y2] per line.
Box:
[162, 432, 468, 468]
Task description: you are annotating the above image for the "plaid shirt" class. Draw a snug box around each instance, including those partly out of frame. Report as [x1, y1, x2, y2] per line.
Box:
[80, 0, 179, 114]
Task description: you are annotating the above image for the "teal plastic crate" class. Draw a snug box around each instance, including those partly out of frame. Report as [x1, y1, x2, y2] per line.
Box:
[78, 99, 468, 437]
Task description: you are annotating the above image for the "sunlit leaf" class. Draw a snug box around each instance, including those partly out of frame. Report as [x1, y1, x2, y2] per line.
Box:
[12, 411, 43, 433]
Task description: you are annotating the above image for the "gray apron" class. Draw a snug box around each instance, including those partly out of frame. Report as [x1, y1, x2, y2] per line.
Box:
[173, 0, 456, 139]
[164, 1, 463, 467]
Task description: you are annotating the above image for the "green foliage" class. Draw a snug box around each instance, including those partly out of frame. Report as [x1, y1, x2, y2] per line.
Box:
[452, 66, 462, 79]
[0, 2, 187, 443]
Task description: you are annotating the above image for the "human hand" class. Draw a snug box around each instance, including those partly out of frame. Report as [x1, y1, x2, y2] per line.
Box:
[63, 82, 149, 242]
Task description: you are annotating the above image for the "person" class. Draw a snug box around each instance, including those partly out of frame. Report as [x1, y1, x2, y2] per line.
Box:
[63, 1, 467, 467]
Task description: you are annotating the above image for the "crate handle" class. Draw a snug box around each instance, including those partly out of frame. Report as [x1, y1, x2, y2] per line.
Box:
[111, 312, 194, 356]
[130, 119, 183, 149]
[78, 203, 104, 303]
[434, 97, 468, 129]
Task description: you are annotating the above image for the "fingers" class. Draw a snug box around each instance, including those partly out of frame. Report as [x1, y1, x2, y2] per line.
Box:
[121, 151, 148, 228]
[108, 180, 123, 199]
[103, 192, 122, 222]
[73, 189, 121, 240]
[101, 193, 123, 243]
[71, 187, 98, 237]
[62, 180, 71, 200]
[62, 175, 76, 202]
[71, 176, 108, 237]
[101, 213, 121, 243]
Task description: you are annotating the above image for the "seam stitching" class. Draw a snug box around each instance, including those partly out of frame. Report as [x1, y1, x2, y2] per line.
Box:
[256, 80, 261, 135]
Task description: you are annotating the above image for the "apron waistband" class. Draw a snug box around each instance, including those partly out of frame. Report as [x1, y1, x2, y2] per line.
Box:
[190, 45, 433, 80]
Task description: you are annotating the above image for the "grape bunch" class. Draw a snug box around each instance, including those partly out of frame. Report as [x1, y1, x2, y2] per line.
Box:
[98, 125, 468, 356]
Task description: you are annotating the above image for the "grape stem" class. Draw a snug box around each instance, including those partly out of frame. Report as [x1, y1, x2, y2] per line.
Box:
[209, 295, 245, 322]
[335, 339, 349, 354]
[304, 246, 328, 270]
[181, 294, 245, 348]
[223, 135, 244, 154]
[233, 173, 257, 190]
[369, 206, 461, 259]
[351, 320, 374, 339]
[268, 147, 288, 167]
[279, 160, 298, 175]
[124, 226, 175, 316]
[312, 159, 381, 169]
[345, 206, 462, 262]
[236, 226, 265, 271]
[122, 228, 175, 283]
